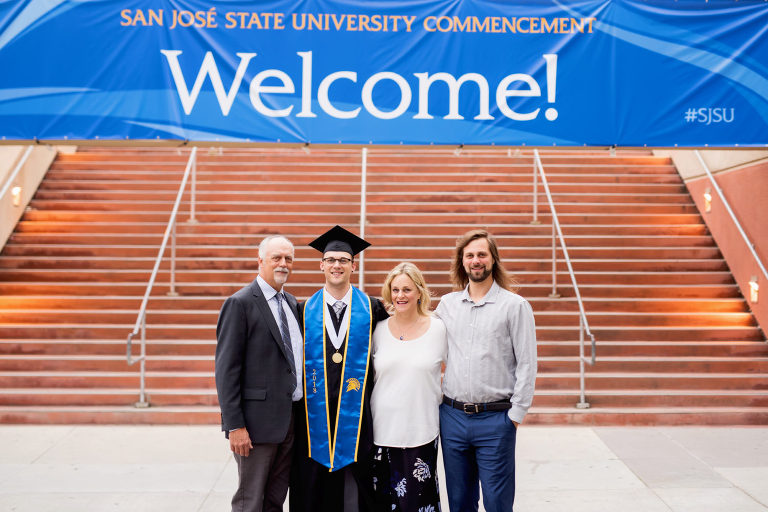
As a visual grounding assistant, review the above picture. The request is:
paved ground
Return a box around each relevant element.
[0,425,767,511]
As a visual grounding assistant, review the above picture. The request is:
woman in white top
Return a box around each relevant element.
[370,262,447,512]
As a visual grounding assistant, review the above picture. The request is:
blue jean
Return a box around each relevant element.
[439,403,517,512]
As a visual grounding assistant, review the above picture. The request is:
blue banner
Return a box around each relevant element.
[0,0,766,146]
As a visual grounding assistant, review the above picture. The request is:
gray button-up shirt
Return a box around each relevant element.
[435,280,537,423]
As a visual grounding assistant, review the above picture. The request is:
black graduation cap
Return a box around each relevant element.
[308,225,370,256]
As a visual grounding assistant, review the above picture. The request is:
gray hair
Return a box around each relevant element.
[258,235,294,259]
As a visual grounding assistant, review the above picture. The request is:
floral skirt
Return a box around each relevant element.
[372,438,441,512]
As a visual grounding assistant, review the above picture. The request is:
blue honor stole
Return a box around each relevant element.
[303,286,373,472]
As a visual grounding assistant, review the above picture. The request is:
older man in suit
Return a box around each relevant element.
[215,234,303,512]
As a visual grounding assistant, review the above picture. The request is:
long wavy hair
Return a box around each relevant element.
[450,229,518,292]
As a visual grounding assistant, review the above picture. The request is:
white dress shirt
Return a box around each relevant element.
[257,275,303,401]
[323,287,352,349]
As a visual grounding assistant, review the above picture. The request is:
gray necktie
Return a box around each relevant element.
[332,300,345,321]
[275,292,296,385]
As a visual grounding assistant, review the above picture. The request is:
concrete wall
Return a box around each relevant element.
[0,145,63,251]
[656,149,768,338]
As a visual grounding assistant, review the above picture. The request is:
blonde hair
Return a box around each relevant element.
[381,262,432,316]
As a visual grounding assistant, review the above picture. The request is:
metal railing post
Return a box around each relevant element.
[358,147,368,290]
[576,315,589,409]
[188,148,198,224]
[549,219,560,298]
[531,154,540,224]
[136,315,148,407]
[533,149,596,409]
[168,222,178,297]
[127,146,198,407]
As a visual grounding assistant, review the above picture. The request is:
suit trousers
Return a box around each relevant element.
[231,403,297,512]
[439,403,517,512]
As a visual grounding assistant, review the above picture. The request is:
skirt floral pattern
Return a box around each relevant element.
[372,438,441,512]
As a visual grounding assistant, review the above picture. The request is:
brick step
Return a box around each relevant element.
[585,327,765,342]
[539,312,756,328]
[543,341,768,358]
[1,324,762,342]
[533,391,768,408]
[49,160,677,173]
[55,151,667,165]
[4,253,727,274]
[537,356,768,373]
[41,172,683,186]
[0,372,215,388]
[4,339,765,359]
[0,406,221,424]
[527,407,768,426]
[2,244,723,260]
[26,200,701,215]
[0,255,731,274]
[0,295,748,313]
[0,268,733,288]
[33,184,692,198]
[34,183,690,198]
[0,355,214,372]
[5,389,766,409]
[0,339,214,356]
[4,233,718,249]
[0,310,754,327]
[0,283,742,300]
[0,388,219,406]
[536,373,768,390]
[6,371,766,391]
[10,355,768,373]
[13,221,710,237]
[3,405,767,426]
[17,211,708,225]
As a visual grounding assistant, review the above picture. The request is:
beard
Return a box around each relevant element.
[467,266,492,283]
[273,268,290,285]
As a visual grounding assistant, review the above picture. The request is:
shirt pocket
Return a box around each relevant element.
[475,317,512,358]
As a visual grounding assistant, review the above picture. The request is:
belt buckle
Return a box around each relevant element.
[463,402,479,414]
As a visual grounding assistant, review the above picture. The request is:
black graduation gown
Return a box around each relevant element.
[290,298,389,512]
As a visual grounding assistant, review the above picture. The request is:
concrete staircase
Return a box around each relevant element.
[0,146,766,424]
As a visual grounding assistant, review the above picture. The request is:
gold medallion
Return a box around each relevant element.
[332,352,343,364]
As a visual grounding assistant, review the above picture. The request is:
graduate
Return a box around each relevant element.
[290,226,390,512]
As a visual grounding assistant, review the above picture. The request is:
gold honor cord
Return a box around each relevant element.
[303,311,311,457]
[322,292,332,465]
[353,296,373,462]
[329,294,354,471]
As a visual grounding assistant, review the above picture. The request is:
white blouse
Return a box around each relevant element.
[371,316,447,448]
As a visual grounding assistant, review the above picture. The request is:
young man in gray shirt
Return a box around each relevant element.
[435,229,537,512]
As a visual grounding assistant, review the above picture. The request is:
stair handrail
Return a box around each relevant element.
[694,150,768,283]
[0,146,34,202]
[533,149,596,409]
[126,147,198,407]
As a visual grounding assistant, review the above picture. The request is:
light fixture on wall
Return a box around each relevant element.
[11,186,21,207]
[749,276,759,304]
[703,188,712,213]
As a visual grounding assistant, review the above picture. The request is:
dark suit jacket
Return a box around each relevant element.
[215,278,301,444]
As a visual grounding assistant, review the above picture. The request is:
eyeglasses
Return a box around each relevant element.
[322,257,352,265]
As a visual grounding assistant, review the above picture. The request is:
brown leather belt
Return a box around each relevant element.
[442,396,511,415]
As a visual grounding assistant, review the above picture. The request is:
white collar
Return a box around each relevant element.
[257,275,281,300]
[324,286,351,307]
